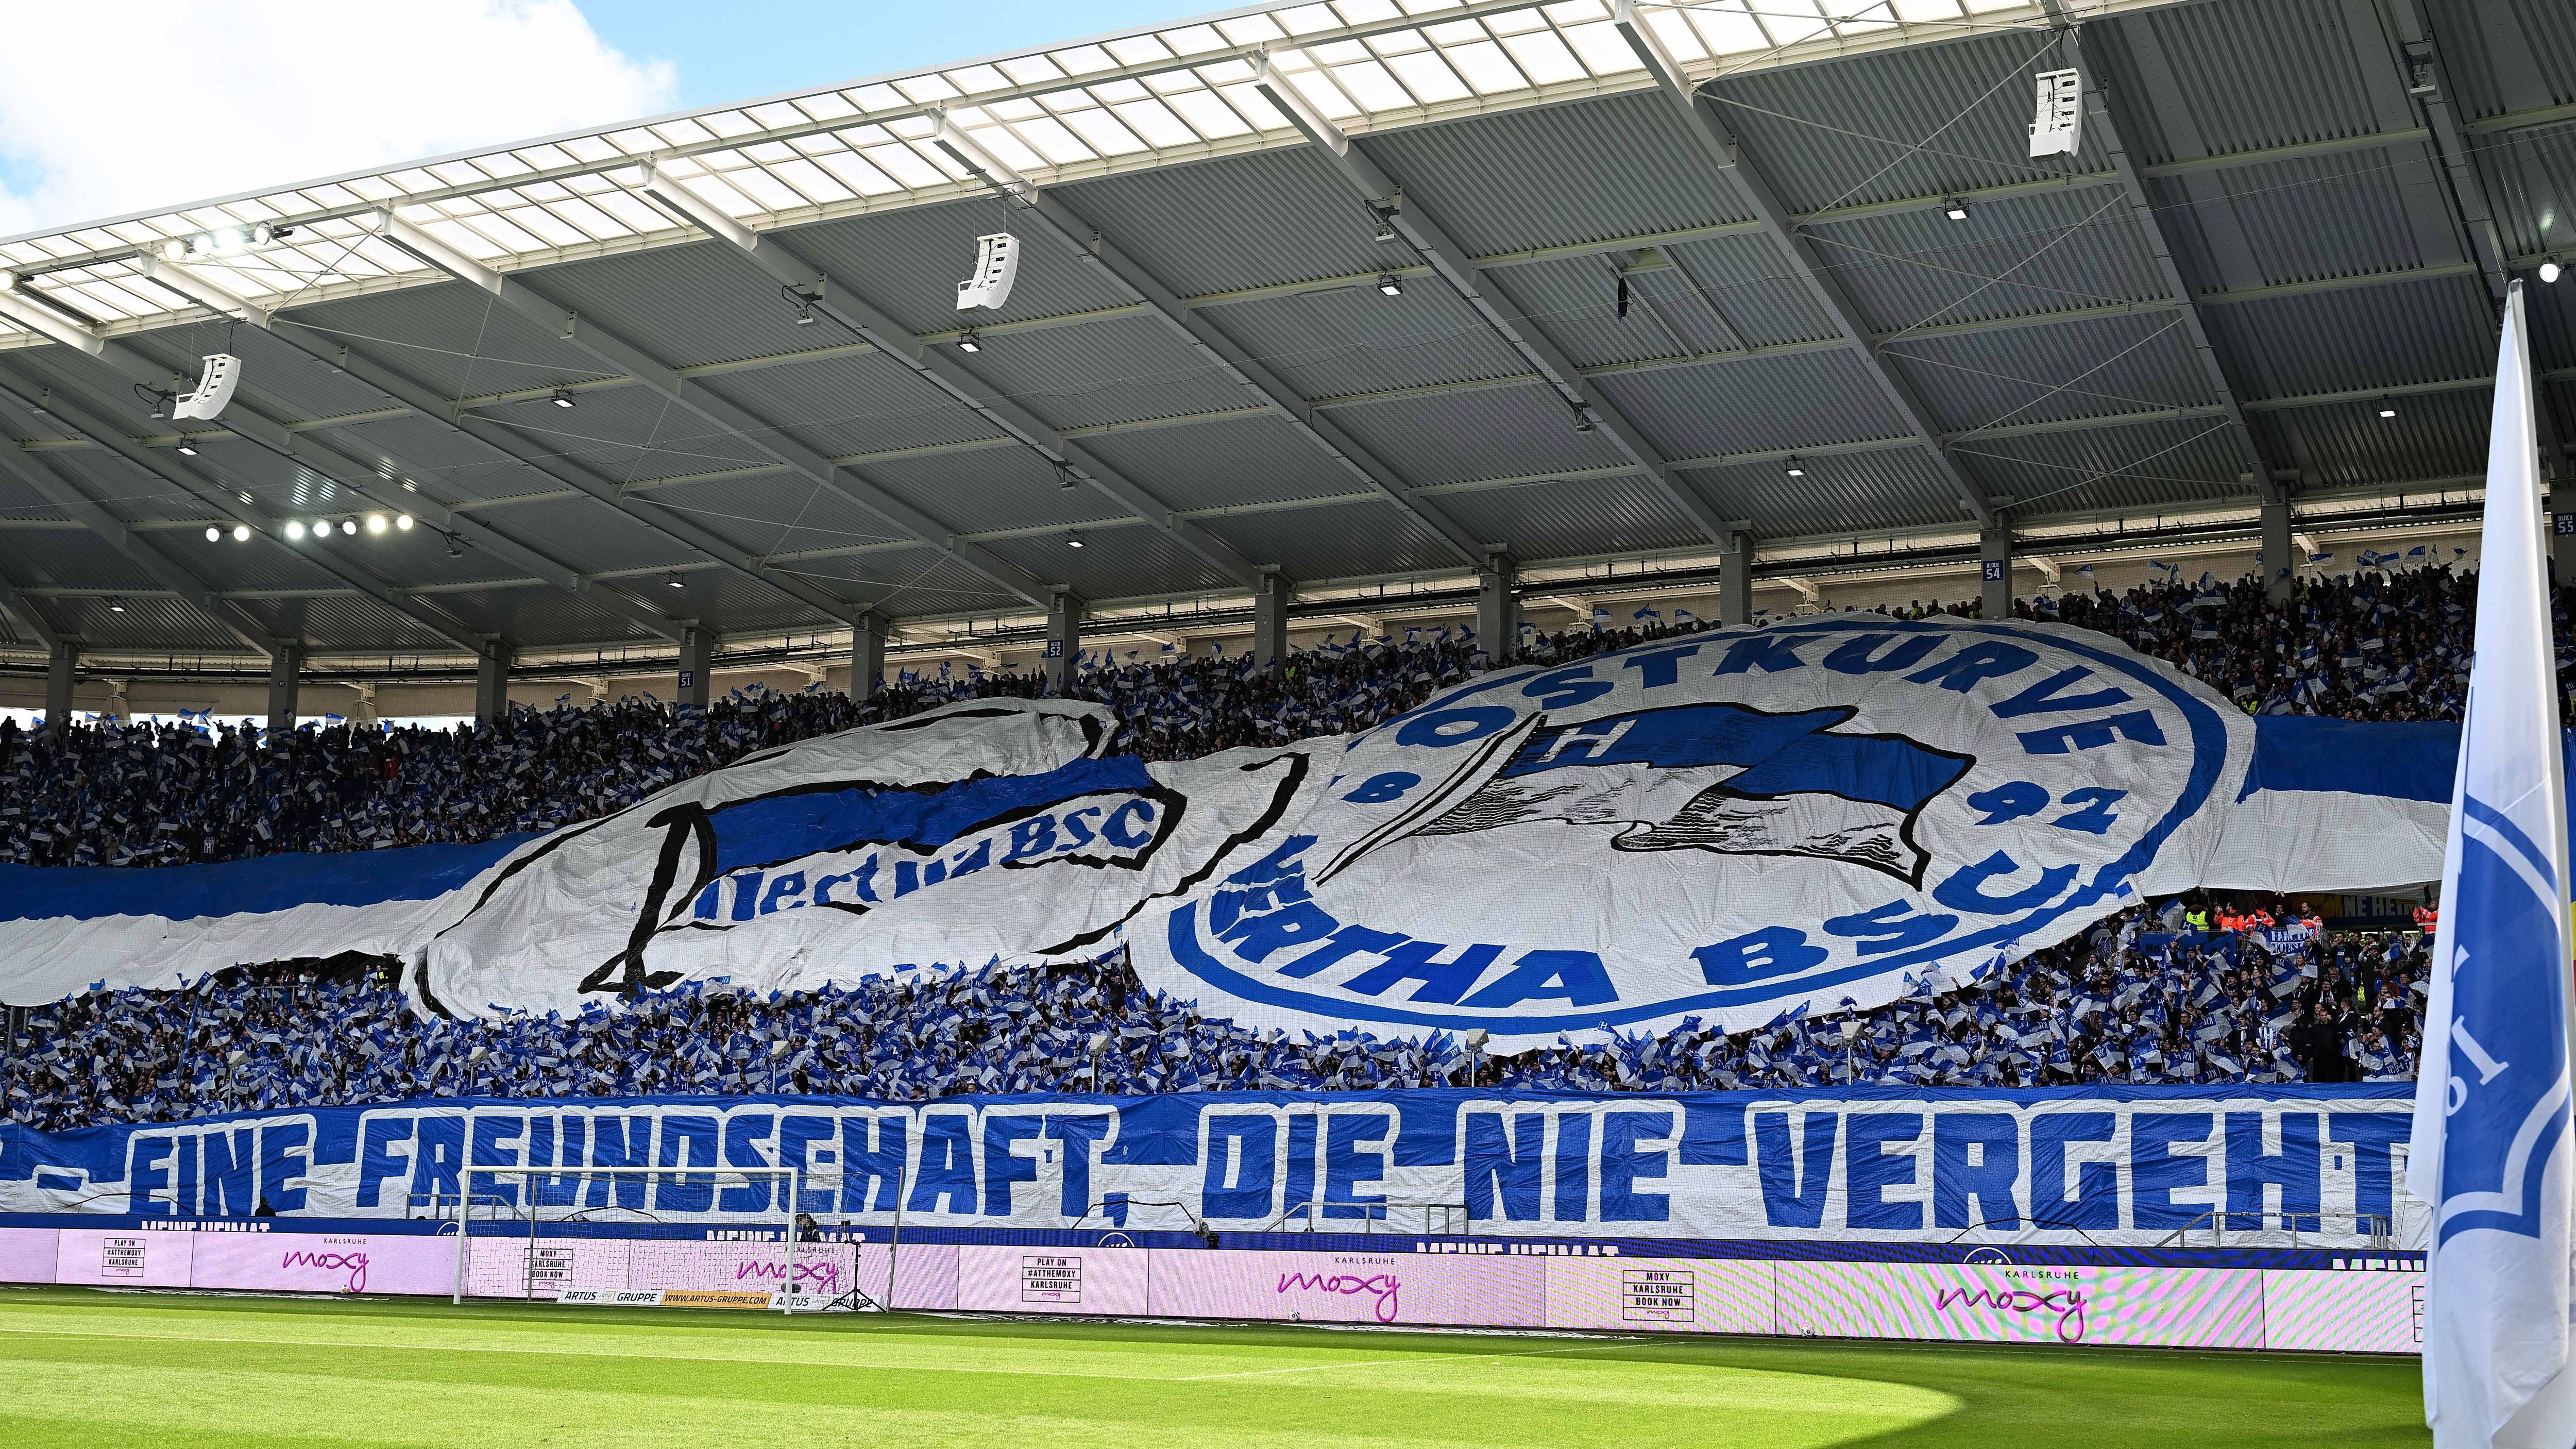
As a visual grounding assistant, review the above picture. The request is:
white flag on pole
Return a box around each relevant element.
[2410,279,2576,1447]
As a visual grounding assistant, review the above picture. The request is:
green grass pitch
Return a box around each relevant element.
[0,1285,2426,1447]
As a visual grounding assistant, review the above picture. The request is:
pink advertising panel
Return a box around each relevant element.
[869,1242,959,1311]
[0,1227,58,1284]
[2263,1270,2423,1353]
[54,1228,195,1288]
[1540,1256,1774,1336]
[192,1232,456,1297]
[955,1244,1150,1317]
[1148,1248,1543,1329]
[1773,1262,2263,1350]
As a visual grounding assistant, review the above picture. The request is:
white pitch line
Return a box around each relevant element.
[1176,1343,1616,1381]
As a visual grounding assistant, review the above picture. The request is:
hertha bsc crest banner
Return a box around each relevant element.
[0,620,2514,1039]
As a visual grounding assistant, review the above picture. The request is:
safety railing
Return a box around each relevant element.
[2153,1209,2397,1250]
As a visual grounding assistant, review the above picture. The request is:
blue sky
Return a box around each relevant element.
[583,1,1230,110]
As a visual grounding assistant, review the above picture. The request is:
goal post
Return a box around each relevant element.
[448,1165,849,1313]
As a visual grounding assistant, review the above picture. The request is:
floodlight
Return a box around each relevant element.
[551,389,575,409]
[107,598,126,613]
[1785,457,1807,477]
[395,513,414,530]
[341,519,357,535]
[2378,401,2398,418]
[175,442,198,456]
[1377,274,1402,297]
[285,520,306,540]
[1944,197,1971,222]
[206,526,221,542]
[2544,257,2563,284]
[666,572,687,589]
[1067,531,1086,548]
[231,524,250,542]
[956,330,982,353]
[366,514,387,534]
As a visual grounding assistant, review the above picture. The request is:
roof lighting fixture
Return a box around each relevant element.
[107,597,126,613]
[2378,399,2398,418]
[1055,460,1077,491]
[175,441,198,457]
[1570,399,1596,434]
[1377,274,1403,297]
[447,535,465,559]
[366,513,387,534]
[341,518,357,535]
[1369,203,1399,244]
[206,526,222,542]
[550,389,575,409]
[285,520,306,541]
[956,330,982,353]
[1785,456,1807,478]
[665,571,687,589]
[231,524,250,542]
[395,513,414,530]
[1066,530,1086,549]
[1943,196,1971,222]
[2544,257,2563,284]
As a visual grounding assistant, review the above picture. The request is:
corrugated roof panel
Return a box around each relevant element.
[858,446,1134,535]
[1888,310,2215,432]
[1651,233,1837,349]
[50,593,246,654]
[2478,126,2576,259]
[1589,349,1909,459]
[1321,382,1633,486]
[1682,445,1969,538]
[1199,499,1467,582]
[2420,0,2575,121]
[1362,92,1751,256]
[823,549,1029,618]
[1074,412,1368,512]
[1810,185,2164,334]
[701,351,1011,460]
[2116,0,2401,161]
[1053,146,1403,296]
[981,524,1234,603]
[0,530,172,596]
[472,386,781,485]
[1706,31,2103,214]
[2178,153,2454,288]
[415,587,670,651]
[1951,413,2249,514]
[1494,254,1693,370]
[510,239,829,370]
[936,312,1246,429]
[293,283,621,402]
[1429,475,1709,561]
[2263,391,2492,490]
[1211,281,1529,399]
[776,196,1139,339]
[2205,272,2496,399]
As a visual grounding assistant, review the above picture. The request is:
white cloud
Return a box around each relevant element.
[0,1,675,239]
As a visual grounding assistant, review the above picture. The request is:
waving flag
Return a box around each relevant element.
[2410,281,2576,1448]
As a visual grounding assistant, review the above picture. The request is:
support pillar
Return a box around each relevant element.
[1253,574,1291,671]
[2553,501,2576,589]
[473,642,513,725]
[1979,518,2012,620]
[676,627,711,709]
[1046,593,1083,692]
[1475,554,1517,662]
[43,641,76,727]
[850,612,886,701]
[2261,497,2294,602]
[1719,531,1753,627]
[265,642,303,737]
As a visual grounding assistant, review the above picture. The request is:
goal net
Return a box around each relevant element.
[448,1166,859,1311]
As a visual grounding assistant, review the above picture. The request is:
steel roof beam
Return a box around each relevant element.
[2376,0,2562,483]
[362,210,1057,611]
[923,116,1495,569]
[2060,16,2286,503]
[1613,0,1993,530]
[11,265,696,646]
[0,364,493,654]
[1248,56,1740,552]
[0,446,274,655]
[0,550,66,649]
[635,162,1270,592]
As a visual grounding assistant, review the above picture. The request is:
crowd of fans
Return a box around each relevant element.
[0,560,2476,1128]
[0,888,2419,1131]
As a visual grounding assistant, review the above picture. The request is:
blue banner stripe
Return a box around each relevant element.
[0,833,536,923]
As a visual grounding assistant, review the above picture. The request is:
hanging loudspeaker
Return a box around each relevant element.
[172,353,242,422]
[2028,68,2082,158]
[956,232,1020,311]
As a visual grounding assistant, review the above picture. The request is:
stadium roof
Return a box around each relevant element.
[0,0,2567,669]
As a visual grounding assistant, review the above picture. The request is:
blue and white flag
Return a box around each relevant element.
[2410,281,2576,1448]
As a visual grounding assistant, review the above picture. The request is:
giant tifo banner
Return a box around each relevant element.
[0,619,2507,1041]
[0,1085,2420,1250]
